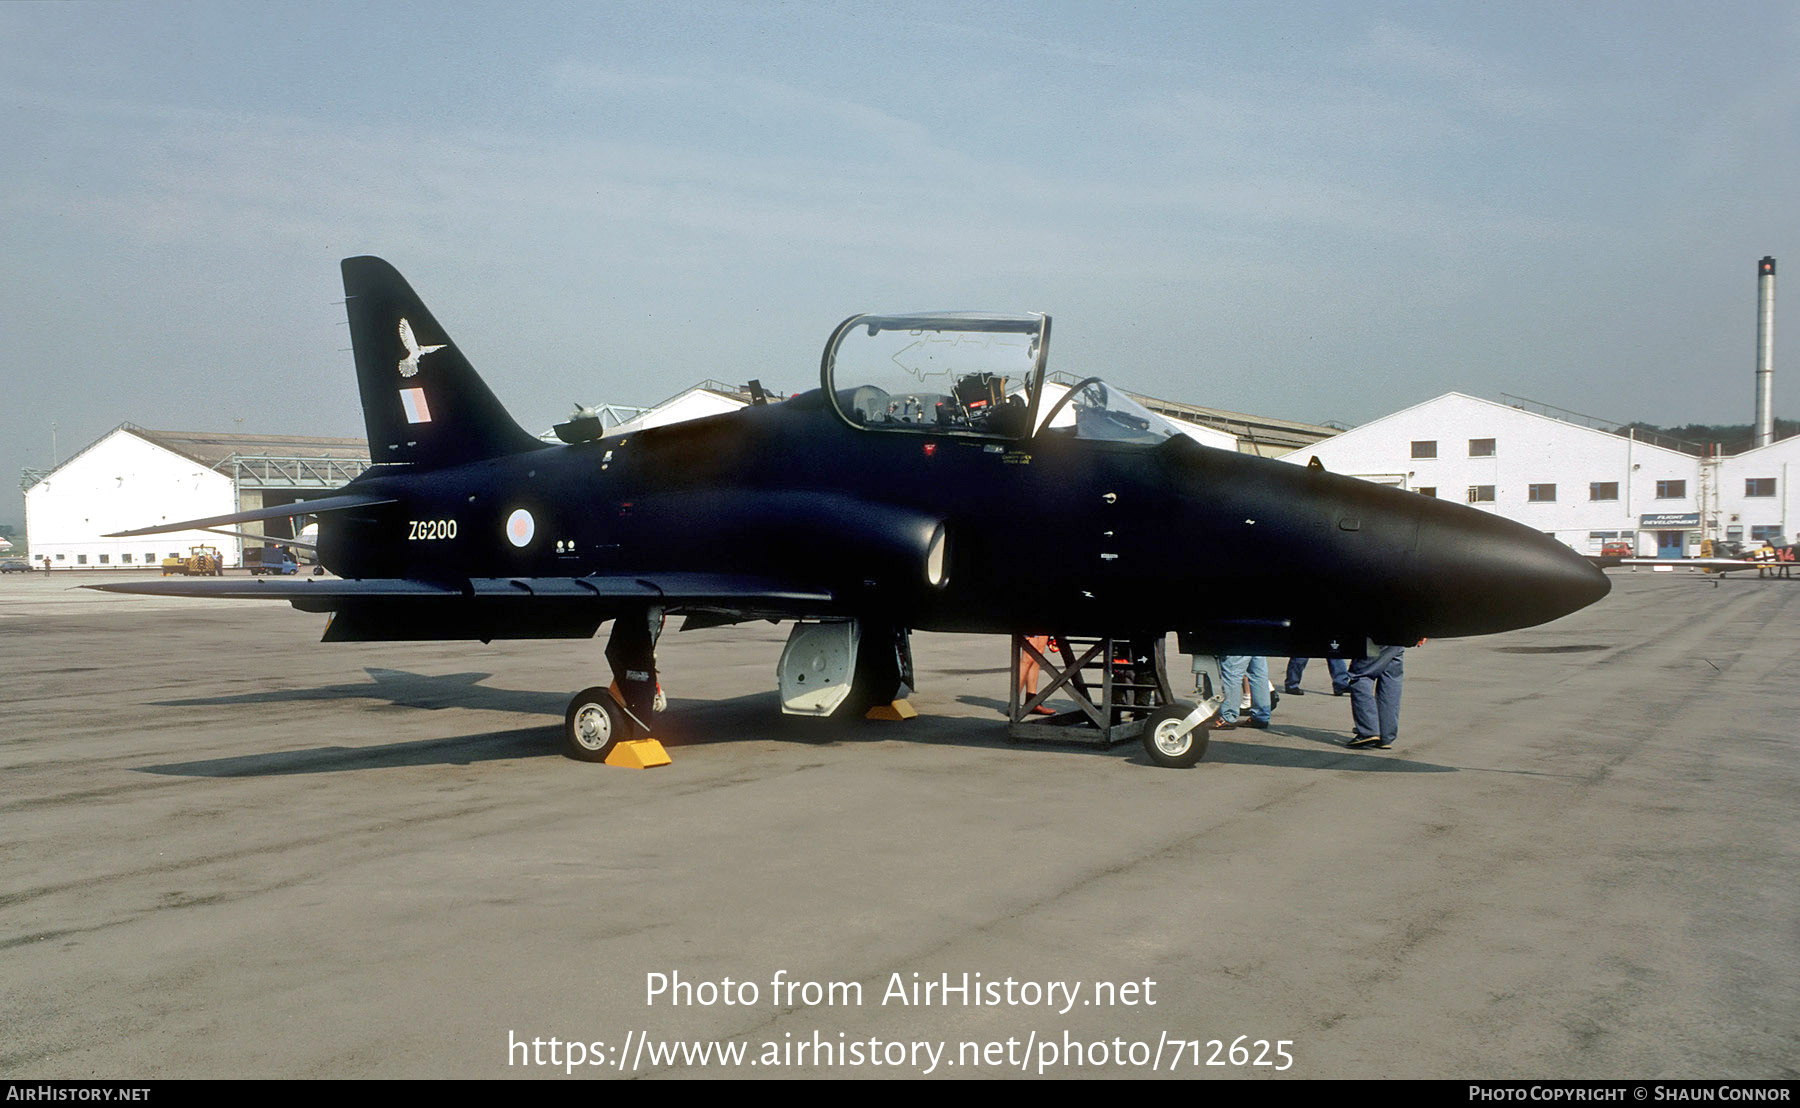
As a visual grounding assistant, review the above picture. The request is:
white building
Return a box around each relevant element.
[24,425,369,569]
[26,426,235,569]
[1717,434,1800,549]
[1280,392,1712,557]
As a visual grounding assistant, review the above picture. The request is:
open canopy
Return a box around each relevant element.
[821,311,1186,446]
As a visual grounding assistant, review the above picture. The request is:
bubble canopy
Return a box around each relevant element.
[820,311,1185,445]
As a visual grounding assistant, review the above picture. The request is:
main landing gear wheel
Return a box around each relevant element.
[563,685,632,762]
[841,629,906,720]
[1142,700,1210,768]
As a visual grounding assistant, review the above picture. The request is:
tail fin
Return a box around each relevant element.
[342,256,543,468]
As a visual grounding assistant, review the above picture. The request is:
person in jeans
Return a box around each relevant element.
[1345,640,1422,749]
[1214,655,1270,730]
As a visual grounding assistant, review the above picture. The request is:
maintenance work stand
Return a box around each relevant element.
[1006,634,1177,747]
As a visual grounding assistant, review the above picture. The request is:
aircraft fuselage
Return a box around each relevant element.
[320,390,1607,655]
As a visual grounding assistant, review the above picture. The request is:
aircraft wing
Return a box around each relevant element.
[102,493,397,538]
[84,572,836,641]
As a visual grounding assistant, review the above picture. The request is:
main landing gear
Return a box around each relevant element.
[561,613,916,765]
[564,685,632,762]
[562,607,671,767]
[777,620,915,720]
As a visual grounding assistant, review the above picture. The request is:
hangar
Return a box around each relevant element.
[598,380,757,438]
[1120,388,1343,458]
[23,425,369,569]
[1281,392,1794,557]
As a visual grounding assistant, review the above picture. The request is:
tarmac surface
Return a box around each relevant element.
[1,569,1796,1079]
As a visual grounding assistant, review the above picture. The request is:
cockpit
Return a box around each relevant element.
[821,312,1186,446]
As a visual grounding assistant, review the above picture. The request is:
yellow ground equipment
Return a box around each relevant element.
[162,545,224,576]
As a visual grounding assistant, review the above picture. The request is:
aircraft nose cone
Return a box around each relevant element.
[1415,511,1611,636]
[1483,533,1610,629]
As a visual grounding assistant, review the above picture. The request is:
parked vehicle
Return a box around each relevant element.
[246,545,299,576]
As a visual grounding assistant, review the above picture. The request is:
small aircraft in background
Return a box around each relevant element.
[1620,536,1796,580]
[95,257,1610,767]
[1621,547,1795,582]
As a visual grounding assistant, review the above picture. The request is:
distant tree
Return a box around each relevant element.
[1612,419,1799,455]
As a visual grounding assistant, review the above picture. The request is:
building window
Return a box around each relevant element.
[1752,525,1785,544]
[1589,482,1618,501]
[1656,480,1686,499]
[121,553,132,563]
[1469,438,1496,457]
[77,555,87,565]
[1528,484,1556,502]
[98,555,109,564]
[1417,487,1437,498]
[1467,485,1495,503]
[146,552,155,563]
[1745,478,1776,497]
[1411,440,1437,459]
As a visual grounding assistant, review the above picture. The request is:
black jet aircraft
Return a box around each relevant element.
[97,257,1610,767]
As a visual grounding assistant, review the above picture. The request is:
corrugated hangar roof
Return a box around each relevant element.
[130,426,370,467]
[1129,395,1340,454]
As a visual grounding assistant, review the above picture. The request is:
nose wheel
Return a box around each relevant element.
[1141,700,1214,767]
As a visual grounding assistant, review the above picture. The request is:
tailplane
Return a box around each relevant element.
[342,256,543,468]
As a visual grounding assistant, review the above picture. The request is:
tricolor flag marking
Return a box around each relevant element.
[399,387,432,424]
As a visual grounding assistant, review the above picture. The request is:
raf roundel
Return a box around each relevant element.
[505,508,535,548]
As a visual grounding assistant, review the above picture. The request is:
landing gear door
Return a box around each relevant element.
[778,620,859,716]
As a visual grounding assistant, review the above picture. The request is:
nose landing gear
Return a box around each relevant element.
[1139,655,1225,767]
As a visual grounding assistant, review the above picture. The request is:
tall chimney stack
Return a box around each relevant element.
[1755,256,1776,448]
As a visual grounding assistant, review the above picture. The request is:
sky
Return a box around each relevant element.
[3,0,1797,530]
